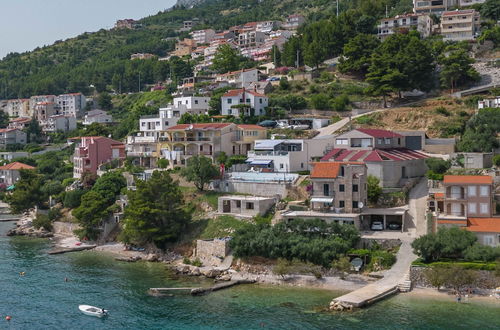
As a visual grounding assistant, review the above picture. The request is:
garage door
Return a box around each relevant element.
[405,136,422,150]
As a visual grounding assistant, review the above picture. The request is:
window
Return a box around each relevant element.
[352,201,359,209]
[246,202,254,210]
[323,184,330,196]
[467,185,477,197]
[227,99,232,104]
[336,138,348,145]
[195,100,198,104]
[385,138,391,144]
[377,138,383,144]
[340,166,345,177]
[280,163,284,169]
[480,186,489,197]
[259,98,262,104]
[301,163,304,168]
[339,201,345,208]
[468,202,477,214]
[236,200,241,208]
[353,184,358,192]
[339,184,345,192]
[246,98,251,103]
[228,109,232,115]
[480,203,489,214]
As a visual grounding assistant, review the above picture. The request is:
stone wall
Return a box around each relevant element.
[217,180,290,198]
[357,238,401,250]
[52,221,81,236]
[195,238,231,260]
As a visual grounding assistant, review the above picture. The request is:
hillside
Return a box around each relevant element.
[0,0,412,99]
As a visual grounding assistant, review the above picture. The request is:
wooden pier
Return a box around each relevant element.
[149,279,256,296]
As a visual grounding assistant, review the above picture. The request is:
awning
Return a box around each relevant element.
[310,197,334,203]
[249,160,273,166]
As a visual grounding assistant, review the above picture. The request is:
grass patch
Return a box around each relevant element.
[199,215,247,239]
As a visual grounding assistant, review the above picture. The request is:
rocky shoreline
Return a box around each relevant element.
[6,211,53,238]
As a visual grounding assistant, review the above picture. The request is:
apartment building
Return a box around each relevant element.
[282,14,305,30]
[0,162,35,186]
[413,0,458,14]
[459,0,486,6]
[247,136,336,173]
[310,162,367,214]
[42,115,77,133]
[33,102,60,123]
[83,110,113,125]
[478,96,500,109]
[0,129,27,148]
[322,128,428,187]
[8,117,31,130]
[71,136,125,179]
[172,38,197,57]
[221,89,269,116]
[428,175,499,246]
[378,13,433,40]
[256,21,281,33]
[215,68,259,86]
[5,99,31,117]
[158,123,265,166]
[190,29,216,44]
[30,95,56,111]
[238,31,266,49]
[56,93,86,117]
[440,9,480,41]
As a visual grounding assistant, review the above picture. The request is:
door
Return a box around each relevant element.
[222,200,231,213]
[402,166,406,179]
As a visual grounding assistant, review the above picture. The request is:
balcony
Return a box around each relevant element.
[127,151,156,157]
[248,150,289,157]
[128,136,157,143]
[75,148,88,158]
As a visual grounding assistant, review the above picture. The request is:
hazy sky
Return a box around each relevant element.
[0,0,177,58]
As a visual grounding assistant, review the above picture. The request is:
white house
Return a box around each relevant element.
[215,68,259,87]
[0,129,27,148]
[83,110,113,125]
[190,29,216,44]
[221,89,269,116]
[478,96,500,109]
[56,93,87,117]
[43,115,77,133]
[246,136,336,172]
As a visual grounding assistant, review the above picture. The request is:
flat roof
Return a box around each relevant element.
[220,195,275,201]
[361,207,408,216]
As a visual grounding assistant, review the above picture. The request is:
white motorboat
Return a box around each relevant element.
[79,305,108,318]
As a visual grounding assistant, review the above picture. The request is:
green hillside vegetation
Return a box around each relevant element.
[0,0,412,99]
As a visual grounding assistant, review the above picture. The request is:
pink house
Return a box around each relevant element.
[71,136,125,179]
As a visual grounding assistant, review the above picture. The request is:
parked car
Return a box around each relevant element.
[266,77,280,81]
[388,222,401,230]
[258,120,277,128]
[370,221,384,231]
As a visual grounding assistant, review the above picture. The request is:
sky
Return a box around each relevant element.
[0,0,177,58]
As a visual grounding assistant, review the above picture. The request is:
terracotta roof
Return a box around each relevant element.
[167,123,232,130]
[9,117,31,123]
[311,162,340,179]
[467,218,500,233]
[434,193,444,199]
[356,128,403,138]
[443,175,493,185]
[222,89,267,98]
[437,220,467,225]
[321,148,428,163]
[237,124,266,130]
[311,162,363,179]
[0,162,35,171]
[0,128,17,133]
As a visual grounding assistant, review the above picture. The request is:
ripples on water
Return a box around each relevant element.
[1,222,499,330]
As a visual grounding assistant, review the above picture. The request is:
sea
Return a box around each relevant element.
[0,221,499,330]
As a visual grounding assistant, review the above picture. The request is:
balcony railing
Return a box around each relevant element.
[447,193,465,200]
[248,151,290,156]
[75,148,88,158]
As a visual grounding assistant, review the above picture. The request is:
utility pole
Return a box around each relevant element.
[138,72,141,93]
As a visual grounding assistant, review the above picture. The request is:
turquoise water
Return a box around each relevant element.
[0,221,499,329]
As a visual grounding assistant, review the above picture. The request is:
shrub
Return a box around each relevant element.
[435,106,451,116]
[33,214,53,231]
[183,257,191,265]
[493,154,500,167]
[367,175,382,204]
[369,250,396,269]
[274,258,291,279]
[48,207,62,221]
[63,189,87,209]
[425,158,451,174]
[331,94,350,111]
[309,94,330,110]
[464,244,500,262]
[191,258,203,267]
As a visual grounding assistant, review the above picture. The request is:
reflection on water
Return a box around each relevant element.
[0,221,499,330]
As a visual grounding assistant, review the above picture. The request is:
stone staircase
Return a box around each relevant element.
[398,273,412,292]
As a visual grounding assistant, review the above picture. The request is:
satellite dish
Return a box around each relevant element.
[358,202,364,209]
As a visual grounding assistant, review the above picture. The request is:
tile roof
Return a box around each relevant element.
[443,175,493,185]
[434,193,444,199]
[356,128,403,138]
[437,220,467,225]
[168,123,232,130]
[0,162,35,171]
[467,218,500,233]
[311,162,340,179]
[321,148,428,163]
[0,128,17,133]
[237,124,266,130]
[310,162,364,179]
[222,89,267,98]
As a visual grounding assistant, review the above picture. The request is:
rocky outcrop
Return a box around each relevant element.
[7,226,54,238]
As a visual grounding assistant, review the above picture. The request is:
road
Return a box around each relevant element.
[408,178,430,237]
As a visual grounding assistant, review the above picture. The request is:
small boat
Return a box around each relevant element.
[79,305,108,318]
